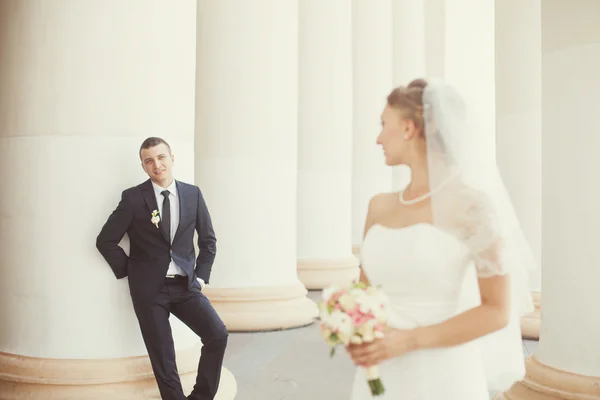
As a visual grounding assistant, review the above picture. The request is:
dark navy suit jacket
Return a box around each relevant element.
[96,179,216,300]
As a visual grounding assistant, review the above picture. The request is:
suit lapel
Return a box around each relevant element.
[172,180,187,244]
[141,179,169,243]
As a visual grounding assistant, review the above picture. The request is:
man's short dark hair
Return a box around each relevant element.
[139,137,171,157]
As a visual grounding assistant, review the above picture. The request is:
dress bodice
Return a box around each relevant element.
[360,223,478,328]
[352,222,526,399]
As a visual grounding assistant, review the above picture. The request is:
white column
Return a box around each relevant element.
[390,0,427,191]
[424,0,446,78]
[501,1,600,399]
[296,0,359,289]
[444,0,496,160]
[0,1,235,399]
[351,0,394,254]
[194,0,318,331]
[495,0,542,340]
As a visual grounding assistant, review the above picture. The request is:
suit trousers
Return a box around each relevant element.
[132,277,228,400]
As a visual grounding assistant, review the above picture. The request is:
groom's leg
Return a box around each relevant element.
[133,289,186,400]
[170,283,228,400]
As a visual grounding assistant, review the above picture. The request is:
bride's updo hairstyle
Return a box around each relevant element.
[386,78,460,156]
[385,78,428,137]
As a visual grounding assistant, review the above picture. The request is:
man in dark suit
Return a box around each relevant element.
[96,137,228,400]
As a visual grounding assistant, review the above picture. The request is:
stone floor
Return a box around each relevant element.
[222,290,539,400]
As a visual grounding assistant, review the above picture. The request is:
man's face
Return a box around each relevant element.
[140,144,174,184]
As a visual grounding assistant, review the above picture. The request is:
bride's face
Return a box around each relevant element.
[377,105,417,166]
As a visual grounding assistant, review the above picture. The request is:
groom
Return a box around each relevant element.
[96,137,228,400]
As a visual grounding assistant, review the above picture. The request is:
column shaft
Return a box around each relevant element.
[390,0,426,191]
[444,0,496,159]
[194,0,318,331]
[495,0,543,340]
[296,0,359,289]
[0,1,235,398]
[534,0,600,378]
[351,0,394,254]
[500,1,600,398]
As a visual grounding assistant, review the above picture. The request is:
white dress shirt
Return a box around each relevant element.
[152,180,186,276]
[152,180,205,288]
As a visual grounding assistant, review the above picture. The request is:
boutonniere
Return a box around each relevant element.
[151,210,160,228]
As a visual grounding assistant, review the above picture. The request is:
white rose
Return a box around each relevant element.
[355,295,378,314]
[349,287,365,298]
[337,294,356,311]
[366,286,379,295]
[361,333,374,343]
[355,320,377,342]
[320,325,332,340]
[356,319,375,332]
[324,310,353,337]
[350,335,363,345]
[322,285,341,302]
[336,330,351,345]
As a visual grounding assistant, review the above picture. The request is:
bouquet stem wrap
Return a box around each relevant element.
[365,366,385,395]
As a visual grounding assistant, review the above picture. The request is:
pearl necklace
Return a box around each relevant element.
[399,172,458,205]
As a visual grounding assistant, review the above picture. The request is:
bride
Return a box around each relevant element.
[347,79,536,399]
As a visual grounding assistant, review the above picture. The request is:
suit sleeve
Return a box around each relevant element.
[195,187,216,283]
[96,191,134,279]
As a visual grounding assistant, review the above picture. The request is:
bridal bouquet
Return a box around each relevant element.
[318,282,390,396]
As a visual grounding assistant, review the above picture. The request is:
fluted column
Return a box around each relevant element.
[390,0,426,191]
[495,0,542,340]
[0,1,235,399]
[500,1,600,399]
[351,0,394,255]
[194,0,318,331]
[296,0,359,289]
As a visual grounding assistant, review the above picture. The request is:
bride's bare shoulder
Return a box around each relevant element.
[367,192,399,215]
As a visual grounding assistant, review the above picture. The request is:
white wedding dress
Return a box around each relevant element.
[350,222,493,399]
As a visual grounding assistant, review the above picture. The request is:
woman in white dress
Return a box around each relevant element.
[346,79,535,399]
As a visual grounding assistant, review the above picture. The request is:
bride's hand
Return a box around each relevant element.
[346,328,417,367]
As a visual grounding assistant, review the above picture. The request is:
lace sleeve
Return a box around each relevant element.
[456,191,509,278]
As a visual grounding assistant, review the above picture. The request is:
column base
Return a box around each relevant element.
[203,282,319,331]
[495,356,600,400]
[520,291,541,340]
[0,345,237,400]
[297,255,360,290]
